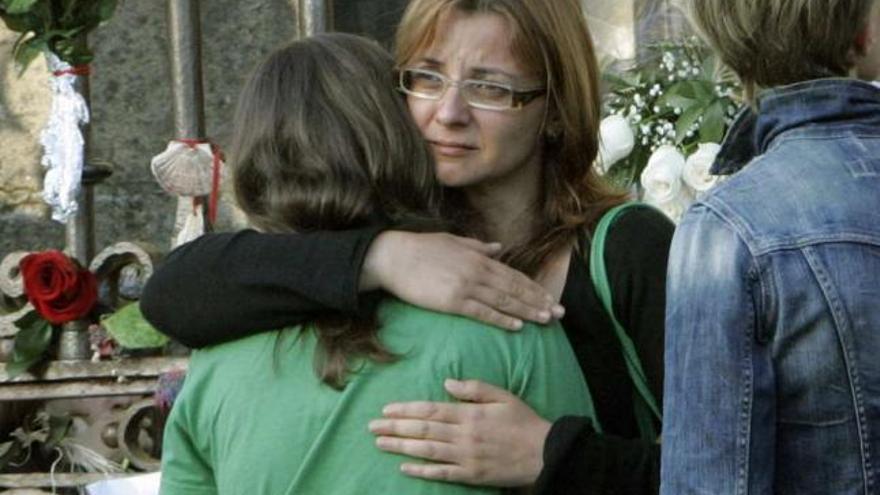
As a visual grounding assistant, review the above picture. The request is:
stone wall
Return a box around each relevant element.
[0,1,299,261]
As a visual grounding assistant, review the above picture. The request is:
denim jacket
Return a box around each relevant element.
[661,79,880,494]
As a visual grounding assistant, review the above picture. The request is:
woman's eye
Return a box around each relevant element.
[468,82,510,101]
[412,72,444,89]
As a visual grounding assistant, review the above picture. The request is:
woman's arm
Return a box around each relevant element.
[606,206,674,409]
[534,206,672,493]
[534,417,659,494]
[141,228,561,348]
[140,227,383,348]
[368,207,674,494]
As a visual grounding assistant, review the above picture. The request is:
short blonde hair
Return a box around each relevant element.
[688,0,874,98]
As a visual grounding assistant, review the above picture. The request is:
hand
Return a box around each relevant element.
[361,231,564,330]
[368,379,553,487]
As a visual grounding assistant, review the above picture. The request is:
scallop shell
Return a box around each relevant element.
[150,141,225,197]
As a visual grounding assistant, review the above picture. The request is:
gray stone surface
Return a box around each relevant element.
[0,0,299,261]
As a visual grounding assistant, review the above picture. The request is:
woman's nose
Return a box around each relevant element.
[434,86,472,127]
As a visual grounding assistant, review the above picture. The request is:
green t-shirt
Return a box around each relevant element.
[160,299,592,495]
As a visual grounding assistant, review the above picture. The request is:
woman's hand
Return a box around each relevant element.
[368,379,553,487]
[361,231,564,330]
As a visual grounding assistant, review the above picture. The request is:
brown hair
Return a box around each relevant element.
[687,0,875,99]
[395,0,628,276]
[231,33,441,388]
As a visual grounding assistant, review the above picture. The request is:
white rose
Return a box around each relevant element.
[682,142,722,193]
[597,114,634,173]
[644,187,694,223]
[640,145,685,204]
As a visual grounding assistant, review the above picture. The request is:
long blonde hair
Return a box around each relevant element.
[395,0,627,275]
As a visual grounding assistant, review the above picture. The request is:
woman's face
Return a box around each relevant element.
[405,11,548,191]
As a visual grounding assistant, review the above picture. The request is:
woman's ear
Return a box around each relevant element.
[853,3,880,79]
[854,29,871,56]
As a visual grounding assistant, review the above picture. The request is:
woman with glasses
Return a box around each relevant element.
[160,33,591,495]
[144,0,673,493]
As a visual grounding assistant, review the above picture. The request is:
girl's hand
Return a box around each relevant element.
[369,379,552,487]
[361,231,564,330]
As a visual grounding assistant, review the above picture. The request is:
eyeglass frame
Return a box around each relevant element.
[397,67,547,111]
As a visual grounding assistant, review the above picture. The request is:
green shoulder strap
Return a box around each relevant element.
[589,202,662,440]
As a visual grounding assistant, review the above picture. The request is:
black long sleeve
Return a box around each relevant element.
[535,416,660,494]
[139,226,385,348]
[537,206,673,494]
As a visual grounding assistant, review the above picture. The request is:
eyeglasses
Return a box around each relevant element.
[398,68,546,111]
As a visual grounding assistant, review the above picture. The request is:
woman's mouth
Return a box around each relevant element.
[430,140,478,157]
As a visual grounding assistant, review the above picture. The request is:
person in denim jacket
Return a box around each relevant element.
[661,1,880,493]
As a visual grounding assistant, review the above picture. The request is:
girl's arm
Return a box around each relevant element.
[141,228,560,348]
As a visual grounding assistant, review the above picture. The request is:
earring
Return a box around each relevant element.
[545,121,563,142]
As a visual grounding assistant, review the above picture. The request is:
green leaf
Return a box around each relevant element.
[680,80,715,104]
[702,55,716,80]
[602,71,634,91]
[12,35,45,76]
[13,308,40,331]
[46,414,71,448]
[699,100,727,143]
[0,441,12,458]
[101,303,169,349]
[657,90,699,113]
[675,104,706,144]
[5,0,39,14]
[7,318,52,378]
[0,11,42,32]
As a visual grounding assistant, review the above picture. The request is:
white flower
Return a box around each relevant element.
[597,114,635,173]
[646,185,694,223]
[641,145,695,223]
[640,145,686,204]
[682,142,722,193]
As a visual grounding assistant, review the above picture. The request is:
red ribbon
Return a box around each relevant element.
[52,65,91,77]
[174,139,224,225]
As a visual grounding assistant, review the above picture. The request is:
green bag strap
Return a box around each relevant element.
[589,202,662,440]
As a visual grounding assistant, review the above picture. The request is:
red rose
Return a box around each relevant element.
[19,250,98,325]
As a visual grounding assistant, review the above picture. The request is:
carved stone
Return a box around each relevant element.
[118,399,163,471]
[0,251,27,301]
[0,304,34,339]
[89,241,161,307]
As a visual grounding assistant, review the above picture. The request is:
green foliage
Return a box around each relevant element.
[101,302,169,349]
[0,0,118,74]
[601,38,743,187]
[6,310,53,378]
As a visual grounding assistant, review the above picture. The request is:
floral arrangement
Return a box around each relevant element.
[8,250,168,378]
[8,250,98,377]
[0,0,117,74]
[598,38,743,221]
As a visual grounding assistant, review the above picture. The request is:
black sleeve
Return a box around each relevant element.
[535,207,673,495]
[605,206,674,405]
[139,226,385,348]
[534,417,660,494]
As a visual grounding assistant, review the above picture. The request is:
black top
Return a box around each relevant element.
[140,207,673,494]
